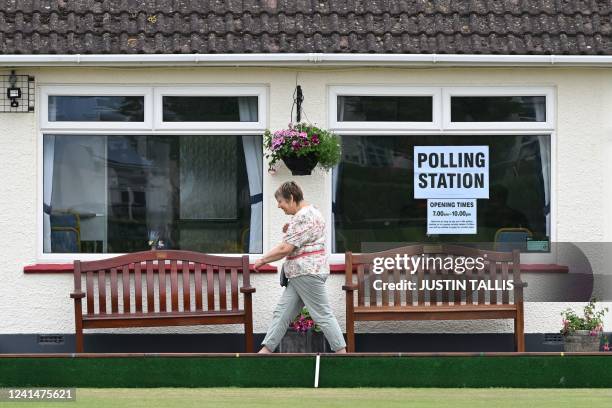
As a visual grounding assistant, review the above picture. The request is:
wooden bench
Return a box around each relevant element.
[342,244,526,352]
[70,250,256,353]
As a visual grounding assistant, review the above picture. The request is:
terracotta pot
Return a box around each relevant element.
[563,330,601,352]
[277,328,328,353]
[281,152,319,176]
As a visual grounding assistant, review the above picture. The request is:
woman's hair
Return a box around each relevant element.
[274,181,304,203]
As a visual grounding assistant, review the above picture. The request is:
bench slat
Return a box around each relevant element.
[357,264,365,307]
[194,262,203,311]
[219,267,227,311]
[182,260,191,312]
[122,265,130,313]
[110,268,118,314]
[381,265,389,306]
[159,260,167,312]
[465,258,473,305]
[502,262,509,304]
[417,260,424,305]
[134,262,142,313]
[86,271,94,315]
[477,258,485,305]
[231,267,239,310]
[207,264,215,311]
[170,260,179,312]
[441,258,450,305]
[98,270,107,314]
[368,264,377,307]
[490,260,497,305]
[146,260,155,312]
[393,267,401,306]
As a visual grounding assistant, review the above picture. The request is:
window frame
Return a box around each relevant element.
[40,85,154,130]
[37,84,269,262]
[443,86,555,131]
[329,85,442,131]
[154,86,267,131]
[326,85,557,264]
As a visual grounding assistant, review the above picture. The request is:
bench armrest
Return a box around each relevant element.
[342,284,358,291]
[70,291,86,299]
[240,286,256,294]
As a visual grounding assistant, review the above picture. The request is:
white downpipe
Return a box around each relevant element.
[1,53,612,67]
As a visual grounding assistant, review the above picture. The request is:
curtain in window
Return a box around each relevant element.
[239,97,263,252]
[535,102,551,236]
[43,135,55,252]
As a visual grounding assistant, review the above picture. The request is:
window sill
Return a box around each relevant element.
[23,263,277,274]
[328,263,569,274]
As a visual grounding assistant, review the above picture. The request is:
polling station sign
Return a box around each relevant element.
[414,146,489,199]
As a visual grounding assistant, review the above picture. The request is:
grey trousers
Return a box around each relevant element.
[260,273,347,352]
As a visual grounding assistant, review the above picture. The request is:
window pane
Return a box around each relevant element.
[451,96,546,122]
[163,96,258,122]
[48,96,144,121]
[338,96,433,122]
[43,134,263,254]
[332,135,551,253]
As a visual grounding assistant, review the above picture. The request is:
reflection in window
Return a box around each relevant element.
[48,96,144,122]
[451,96,546,122]
[332,135,551,253]
[163,96,258,122]
[338,96,433,122]
[43,134,263,254]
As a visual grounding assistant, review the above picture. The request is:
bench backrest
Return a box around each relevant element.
[73,250,251,316]
[345,244,523,307]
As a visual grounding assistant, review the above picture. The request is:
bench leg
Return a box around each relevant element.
[346,315,355,353]
[75,325,84,353]
[514,305,525,352]
[244,297,254,353]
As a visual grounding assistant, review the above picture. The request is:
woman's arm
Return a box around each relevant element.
[253,242,295,270]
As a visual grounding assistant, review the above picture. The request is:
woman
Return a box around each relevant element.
[253,181,347,353]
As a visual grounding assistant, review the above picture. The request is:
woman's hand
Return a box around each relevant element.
[282,223,289,233]
[253,258,266,271]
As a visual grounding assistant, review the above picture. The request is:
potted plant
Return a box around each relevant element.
[560,297,608,352]
[264,122,341,176]
[277,307,328,352]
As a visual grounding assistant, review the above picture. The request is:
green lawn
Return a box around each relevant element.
[2,388,612,408]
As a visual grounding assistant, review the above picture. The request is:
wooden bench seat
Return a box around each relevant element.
[343,244,526,352]
[70,250,255,352]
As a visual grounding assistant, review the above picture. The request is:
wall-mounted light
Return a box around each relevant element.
[7,70,22,108]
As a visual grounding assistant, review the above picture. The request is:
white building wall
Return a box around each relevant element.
[0,66,611,336]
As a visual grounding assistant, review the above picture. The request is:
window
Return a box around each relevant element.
[40,86,153,129]
[40,86,266,258]
[154,87,266,130]
[329,86,554,256]
[443,87,554,130]
[329,86,441,131]
[48,95,145,122]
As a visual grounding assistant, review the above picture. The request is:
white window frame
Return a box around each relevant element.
[154,86,267,131]
[326,85,557,265]
[443,86,555,131]
[329,85,442,131]
[37,84,269,262]
[40,85,154,130]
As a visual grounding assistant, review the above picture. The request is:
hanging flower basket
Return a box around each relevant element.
[281,151,319,175]
[264,123,341,176]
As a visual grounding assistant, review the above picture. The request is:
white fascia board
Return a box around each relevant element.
[1,53,612,67]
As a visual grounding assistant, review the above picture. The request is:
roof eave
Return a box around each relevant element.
[1,53,612,67]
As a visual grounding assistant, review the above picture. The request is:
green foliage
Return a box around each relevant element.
[264,123,342,171]
[560,297,608,336]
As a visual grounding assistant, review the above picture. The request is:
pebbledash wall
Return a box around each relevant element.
[1,65,612,351]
